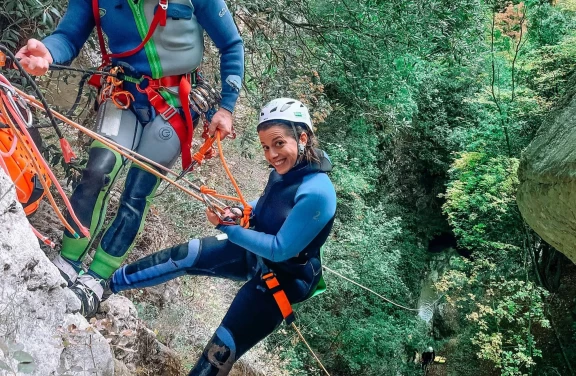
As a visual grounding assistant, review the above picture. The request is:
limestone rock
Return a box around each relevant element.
[517,76,576,263]
[0,169,114,375]
[98,295,182,375]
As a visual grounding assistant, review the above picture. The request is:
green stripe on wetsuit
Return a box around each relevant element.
[89,163,161,278]
[60,141,124,263]
[127,0,163,79]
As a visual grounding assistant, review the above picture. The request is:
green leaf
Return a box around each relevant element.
[17,362,36,374]
[0,338,8,356]
[0,359,11,371]
[13,350,34,363]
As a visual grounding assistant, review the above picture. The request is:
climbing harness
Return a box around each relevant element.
[87,0,232,172]
[261,266,331,375]
[262,269,296,325]
[92,0,168,67]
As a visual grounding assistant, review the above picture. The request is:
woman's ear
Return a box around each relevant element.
[299,132,308,146]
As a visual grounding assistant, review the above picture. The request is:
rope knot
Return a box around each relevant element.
[200,185,217,195]
[240,205,252,228]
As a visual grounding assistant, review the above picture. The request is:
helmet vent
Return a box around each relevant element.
[280,102,294,112]
[270,107,277,113]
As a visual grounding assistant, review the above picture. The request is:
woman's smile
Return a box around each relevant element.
[259,126,300,175]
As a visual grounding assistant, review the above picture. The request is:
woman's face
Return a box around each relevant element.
[259,125,306,175]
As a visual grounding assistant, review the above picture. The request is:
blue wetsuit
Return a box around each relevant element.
[43,0,243,112]
[111,151,337,375]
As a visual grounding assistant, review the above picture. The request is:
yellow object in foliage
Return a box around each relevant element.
[434,356,446,364]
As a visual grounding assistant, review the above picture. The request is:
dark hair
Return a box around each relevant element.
[257,120,319,163]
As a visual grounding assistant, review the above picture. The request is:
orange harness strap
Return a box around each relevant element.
[262,271,296,325]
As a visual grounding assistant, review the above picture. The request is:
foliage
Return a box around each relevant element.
[0,0,64,49]
[440,151,552,375]
[443,153,522,258]
[234,0,576,374]
[0,338,36,375]
[437,259,549,376]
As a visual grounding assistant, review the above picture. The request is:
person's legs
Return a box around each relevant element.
[72,113,183,317]
[57,101,142,285]
[187,259,322,375]
[112,237,320,375]
[111,235,258,292]
[188,275,284,376]
[87,112,184,279]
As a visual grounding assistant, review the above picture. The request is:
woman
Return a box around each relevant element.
[109,98,337,376]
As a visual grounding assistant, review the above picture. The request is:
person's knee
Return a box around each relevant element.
[122,240,199,276]
[115,167,160,223]
[67,146,121,234]
[188,326,237,376]
[77,146,121,195]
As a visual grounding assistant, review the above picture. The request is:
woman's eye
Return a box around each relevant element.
[275,141,284,147]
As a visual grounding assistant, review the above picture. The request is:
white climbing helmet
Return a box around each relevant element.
[258,98,313,132]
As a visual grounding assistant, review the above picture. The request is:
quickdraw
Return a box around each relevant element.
[98,66,134,110]
[0,46,76,164]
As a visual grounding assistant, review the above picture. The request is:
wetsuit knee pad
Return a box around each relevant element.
[123,240,199,275]
[189,327,237,376]
[110,240,200,292]
[65,145,122,237]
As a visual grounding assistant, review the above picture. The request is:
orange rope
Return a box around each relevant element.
[215,132,252,228]
[19,90,217,206]
[0,95,81,238]
[17,88,251,226]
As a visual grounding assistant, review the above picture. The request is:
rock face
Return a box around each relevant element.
[517,79,576,263]
[97,296,182,376]
[0,170,114,375]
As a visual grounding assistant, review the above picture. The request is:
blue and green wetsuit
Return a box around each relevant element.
[110,152,337,375]
[42,0,244,280]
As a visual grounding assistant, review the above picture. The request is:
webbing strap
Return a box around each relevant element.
[262,272,295,325]
[142,75,193,170]
[92,0,168,66]
[92,0,108,65]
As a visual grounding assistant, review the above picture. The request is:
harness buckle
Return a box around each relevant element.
[160,106,178,121]
[159,0,168,10]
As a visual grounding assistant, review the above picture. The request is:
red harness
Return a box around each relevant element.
[91,0,195,170]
